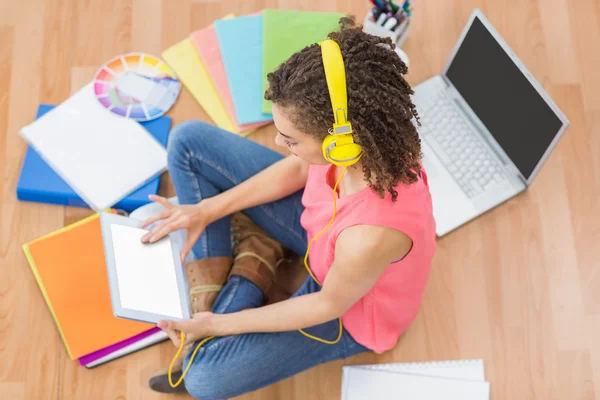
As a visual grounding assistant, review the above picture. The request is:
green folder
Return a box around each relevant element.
[262,9,345,113]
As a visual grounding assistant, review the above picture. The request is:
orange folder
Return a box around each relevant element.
[23,213,153,360]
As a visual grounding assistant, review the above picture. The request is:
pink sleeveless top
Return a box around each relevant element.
[300,164,436,353]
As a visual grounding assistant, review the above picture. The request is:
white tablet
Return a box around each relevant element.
[99,212,191,324]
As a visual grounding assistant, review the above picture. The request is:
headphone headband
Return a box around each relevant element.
[319,39,363,167]
[320,40,353,135]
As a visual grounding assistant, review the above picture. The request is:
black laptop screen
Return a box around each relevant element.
[445,16,564,179]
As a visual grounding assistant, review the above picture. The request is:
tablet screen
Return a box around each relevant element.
[110,224,183,319]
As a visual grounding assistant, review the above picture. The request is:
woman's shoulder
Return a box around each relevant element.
[336,224,413,266]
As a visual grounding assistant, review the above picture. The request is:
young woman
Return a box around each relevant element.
[142,16,436,399]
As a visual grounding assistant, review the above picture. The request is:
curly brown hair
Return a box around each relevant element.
[264,15,422,201]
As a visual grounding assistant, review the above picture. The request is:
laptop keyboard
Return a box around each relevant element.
[417,90,507,198]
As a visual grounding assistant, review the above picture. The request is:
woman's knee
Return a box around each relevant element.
[167,120,214,163]
[182,338,249,399]
[183,359,236,400]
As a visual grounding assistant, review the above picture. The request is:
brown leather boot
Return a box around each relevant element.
[149,256,232,393]
[185,256,233,314]
[229,212,288,297]
[149,213,289,393]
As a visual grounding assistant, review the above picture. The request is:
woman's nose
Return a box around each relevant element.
[274,133,285,147]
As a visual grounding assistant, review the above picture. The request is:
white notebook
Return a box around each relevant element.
[19,82,168,211]
[342,360,490,400]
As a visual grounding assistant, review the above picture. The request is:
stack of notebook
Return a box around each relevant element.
[342,359,490,399]
[17,103,171,212]
[161,9,345,135]
[17,84,169,212]
[21,200,181,368]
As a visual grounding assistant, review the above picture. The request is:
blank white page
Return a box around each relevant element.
[110,224,183,318]
[349,359,485,381]
[342,368,490,400]
[19,82,167,211]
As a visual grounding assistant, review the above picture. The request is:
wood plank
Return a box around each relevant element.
[481,197,554,399]
[1,3,73,400]
[568,0,600,111]
[0,382,25,400]
[586,314,600,397]
[530,133,586,351]
[72,0,133,67]
[0,27,12,185]
[39,0,74,103]
[556,350,596,400]
[277,0,337,12]
[132,0,163,54]
[161,0,191,50]
[536,0,580,84]
[550,85,600,315]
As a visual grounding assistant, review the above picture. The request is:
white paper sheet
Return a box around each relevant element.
[341,367,490,400]
[110,224,183,318]
[348,359,485,381]
[19,82,167,211]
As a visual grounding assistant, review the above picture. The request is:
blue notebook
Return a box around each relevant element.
[16,104,171,212]
[214,15,273,125]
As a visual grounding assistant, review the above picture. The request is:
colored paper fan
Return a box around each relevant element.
[93,53,181,121]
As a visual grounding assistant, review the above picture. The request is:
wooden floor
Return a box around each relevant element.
[1,0,599,398]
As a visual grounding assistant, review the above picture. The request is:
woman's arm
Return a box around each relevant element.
[160,225,413,341]
[141,155,308,252]
[204,155,308,222]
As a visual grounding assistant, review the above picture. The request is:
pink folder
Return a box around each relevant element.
[190,24,270,134]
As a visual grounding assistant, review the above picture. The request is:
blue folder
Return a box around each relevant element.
[16,104,171,212]
[215,15,273,125]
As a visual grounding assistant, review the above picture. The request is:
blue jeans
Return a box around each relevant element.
[167,121,370,399]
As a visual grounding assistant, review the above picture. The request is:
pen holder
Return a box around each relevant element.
[363,10,410,49]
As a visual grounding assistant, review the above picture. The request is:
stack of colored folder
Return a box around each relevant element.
[162,9,345,135]
[22,212,167,368]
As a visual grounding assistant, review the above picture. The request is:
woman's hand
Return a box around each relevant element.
[140,195,214,263]
[158,312,216,348]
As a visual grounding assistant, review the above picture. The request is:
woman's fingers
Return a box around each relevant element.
[149,195,173,209]
[141,217,169,243]
[146,220,180,243]
[141,218,174,243]
[163,327,181,348]
[139,209,170,229]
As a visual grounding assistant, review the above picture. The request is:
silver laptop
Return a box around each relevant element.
[412,9,569,236]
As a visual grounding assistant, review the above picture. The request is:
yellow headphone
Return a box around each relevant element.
[320,39,362,167]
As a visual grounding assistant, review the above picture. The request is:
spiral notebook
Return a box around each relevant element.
[342,359,490,399]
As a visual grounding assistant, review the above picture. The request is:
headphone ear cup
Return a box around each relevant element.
[322,134,363,167]
[322,135,337,164]
[330,143,362,167]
